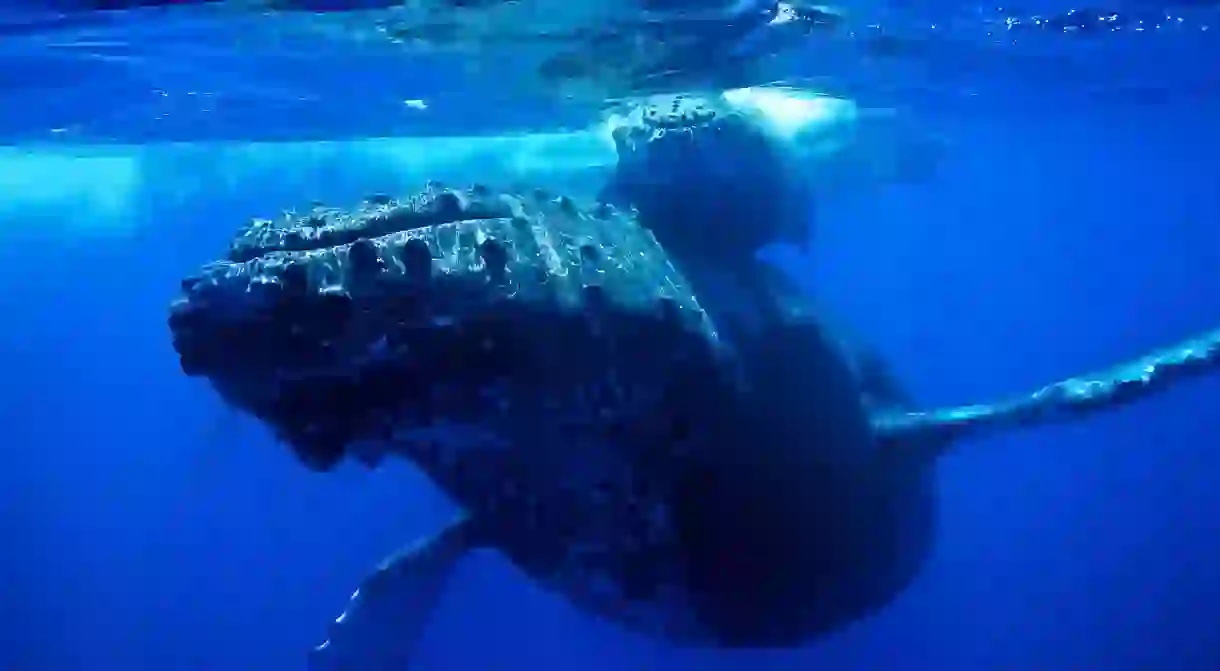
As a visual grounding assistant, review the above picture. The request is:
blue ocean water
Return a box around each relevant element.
[2,3,1220,670]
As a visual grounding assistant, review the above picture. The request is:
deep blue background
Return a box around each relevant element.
[2,5,1220,670]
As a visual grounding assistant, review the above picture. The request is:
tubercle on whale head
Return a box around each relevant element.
[594,86,853,263]
[168,185,731,474]
[598,86,859,150]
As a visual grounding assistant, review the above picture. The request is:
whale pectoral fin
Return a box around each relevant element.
[308,514,481,671]
[875,326,1220,465]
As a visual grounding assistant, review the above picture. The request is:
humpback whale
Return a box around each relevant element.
[167,181,1219,669]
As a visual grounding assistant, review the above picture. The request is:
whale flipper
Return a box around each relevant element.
[309,514,480,671]
[875,327,1220,463]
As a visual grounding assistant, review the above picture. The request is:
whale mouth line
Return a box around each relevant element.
[225,184,526,263]
[232,207,506,261]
